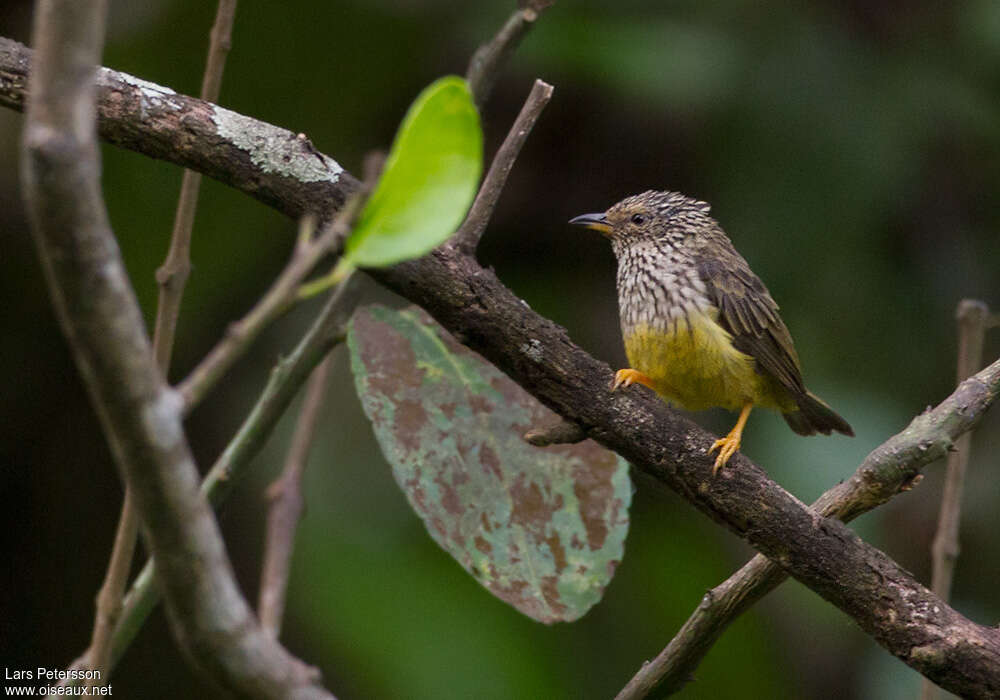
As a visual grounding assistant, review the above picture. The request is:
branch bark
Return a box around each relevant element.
[7,35,1000,698]
[620,357,1000,698]
[1,37,360,220]
[19,5,332,697]
[76,3,240,688]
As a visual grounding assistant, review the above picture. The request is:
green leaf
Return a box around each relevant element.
[348,305,632,623]
[344,76,483,268]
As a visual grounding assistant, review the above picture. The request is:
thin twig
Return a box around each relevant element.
[176,198,361,413]
[107,272,363,672]
[71,491,139,690]
[930,300,989,598]
[153,0,237,372]
[75,5,239,688]
[466,1,554,107]
[259,353,333,636]
[921,299,990,700]
[450,79,553,256]
[617,356,1000,699]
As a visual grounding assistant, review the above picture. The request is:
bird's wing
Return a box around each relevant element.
[695,250,806,396]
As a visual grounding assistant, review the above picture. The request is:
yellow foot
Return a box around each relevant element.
[708,402,753,475]
[708,435,741,475]
[611,368,655,392]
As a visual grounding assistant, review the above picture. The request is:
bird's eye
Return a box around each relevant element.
[630,213,646,225]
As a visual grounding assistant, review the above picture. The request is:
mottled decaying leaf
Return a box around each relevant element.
[347,305,631,623]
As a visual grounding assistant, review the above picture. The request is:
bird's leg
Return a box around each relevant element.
[611,368,655,392]
[709,403,753,474]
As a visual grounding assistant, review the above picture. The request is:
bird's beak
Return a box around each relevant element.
[569,212,612,235]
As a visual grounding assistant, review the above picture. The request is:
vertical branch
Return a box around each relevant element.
[258,354,333,636]
[76,2,239,687]
[23,0,332,694]
[921,299,989,700]
[153,0,237,370]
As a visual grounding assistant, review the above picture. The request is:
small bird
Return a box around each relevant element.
[570,190,853,473]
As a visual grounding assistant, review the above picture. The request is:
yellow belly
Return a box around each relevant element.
[623,309,791,412]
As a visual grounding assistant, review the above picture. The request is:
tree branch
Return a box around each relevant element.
[450,78,552,255]
[176,199,361,412]
[7,37,1000,697]
[619,357,1000,698]
[259,353,333,636]
[465,1,555,107]
[930,300,989,600]
[110,273,363,671]
[154,0,237,373]
[75,3,240,689]
[1,37,360,220]
[19,4,332,696]
[922,299,991,700]
[71,489,138,690]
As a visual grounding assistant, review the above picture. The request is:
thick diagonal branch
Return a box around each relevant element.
[377,251,1000,697]
[619,356,1000,699]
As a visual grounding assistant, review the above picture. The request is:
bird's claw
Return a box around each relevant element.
[708,435,741,475]
[611,368,653,392]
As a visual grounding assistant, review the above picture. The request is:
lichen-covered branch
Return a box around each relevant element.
[6,35,1000,698]
[2,37,360,221]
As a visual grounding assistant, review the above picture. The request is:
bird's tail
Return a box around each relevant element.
[783,391,854,437]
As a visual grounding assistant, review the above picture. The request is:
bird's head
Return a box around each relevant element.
[569,190,717,254]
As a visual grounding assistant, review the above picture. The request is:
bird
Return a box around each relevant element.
[570,190,853,474]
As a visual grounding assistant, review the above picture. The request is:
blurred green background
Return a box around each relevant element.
[2,1,999,698]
